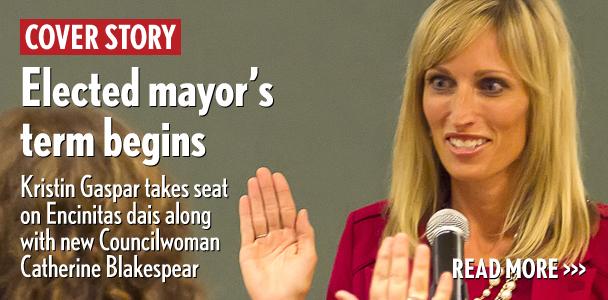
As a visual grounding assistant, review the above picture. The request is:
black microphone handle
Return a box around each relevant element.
[430,232,468,300]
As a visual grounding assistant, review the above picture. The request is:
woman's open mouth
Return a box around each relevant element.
[445,136,491,156]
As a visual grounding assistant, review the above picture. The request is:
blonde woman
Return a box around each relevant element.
[239,0,608,299]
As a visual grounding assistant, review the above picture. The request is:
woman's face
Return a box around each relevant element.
[422,29,529,182]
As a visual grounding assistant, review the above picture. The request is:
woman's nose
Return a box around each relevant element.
[449,86,477,129]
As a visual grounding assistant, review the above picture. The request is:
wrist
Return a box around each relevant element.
[294,293,307,300]
[250,291,308,300]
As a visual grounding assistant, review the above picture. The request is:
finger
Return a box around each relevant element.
[407,244,431,300]
[238,195,254,246]
[247,177,267,237]
[273,172,297,229]
[335,290,359,300]
[256,167,281,230]
[295,209,316,257]
[387,233,409,300]
[369,236,393,300]
[431,272,453,300]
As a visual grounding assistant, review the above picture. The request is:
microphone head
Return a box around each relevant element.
[425,208,470,246]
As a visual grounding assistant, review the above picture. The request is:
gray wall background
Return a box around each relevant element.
[1,1,606,299]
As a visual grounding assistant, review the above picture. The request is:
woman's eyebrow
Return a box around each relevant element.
[426,66,517,81]
[474,69,515,79]
[426,66,453,76]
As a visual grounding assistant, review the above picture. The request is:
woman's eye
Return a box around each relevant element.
[428,75,454,91]
[479,78,507,95]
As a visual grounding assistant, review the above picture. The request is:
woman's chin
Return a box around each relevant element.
[443,165,491,182]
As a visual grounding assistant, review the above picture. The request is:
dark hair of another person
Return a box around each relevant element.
[0,108,204,300]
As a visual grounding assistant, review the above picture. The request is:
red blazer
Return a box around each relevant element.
[327,201,608,300]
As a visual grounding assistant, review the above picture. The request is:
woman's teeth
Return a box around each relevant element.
[448,137,488,149]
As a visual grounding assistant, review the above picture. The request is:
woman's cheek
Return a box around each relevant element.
[422,95,447,128]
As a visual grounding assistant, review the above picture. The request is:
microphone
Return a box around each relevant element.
[425,209,470,300]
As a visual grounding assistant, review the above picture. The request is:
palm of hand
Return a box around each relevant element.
[240,229,313,300]
[238,168,317,300]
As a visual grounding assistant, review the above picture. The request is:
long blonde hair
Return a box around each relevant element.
[385,0,591,263]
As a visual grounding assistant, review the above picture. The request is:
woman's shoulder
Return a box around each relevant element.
[595,202,608,219]
[586,202,608,274]
[346,199,388,224]
[343,200,388,270]
[590,202,608,240]
[328,201,389,300]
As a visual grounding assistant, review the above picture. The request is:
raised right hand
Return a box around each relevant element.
[239,167,317,300]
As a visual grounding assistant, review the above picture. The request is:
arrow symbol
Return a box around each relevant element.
[572,264,578,275]
[578,264,586,275]
[563,264,570,275]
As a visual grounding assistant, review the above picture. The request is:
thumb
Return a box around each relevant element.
[335,290,358,300]
[295,209,316,256]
